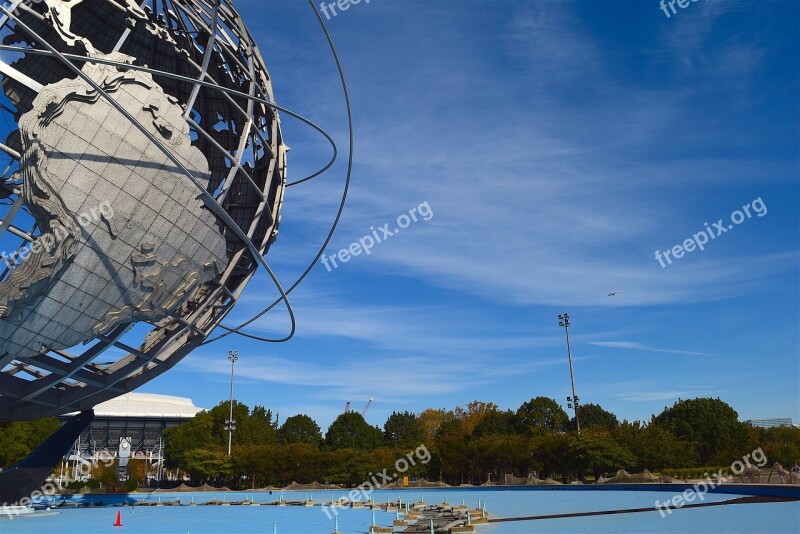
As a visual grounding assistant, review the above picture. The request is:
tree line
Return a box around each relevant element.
[1,396,796,489]
[158,397,800,488]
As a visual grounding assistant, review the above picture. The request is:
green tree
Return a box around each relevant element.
[232,444,277,487]
[568,430,635,479]
[455,401,499,435]
[183,448,233,482]
[574,403,619,430]
[383,411,424,448]
[208,401,277,446]
[417,408,455,443]
[436,417,465,439]
[615,419,696,470]
[163,410,216,469]
[0,417,61,468]
[325,412,382,451]
[434,418,469,484]
[92,459,120,487]
[126,459,149,486]
[163,400,276,482]
[654,398,746,465]
[531,433,571,480]
[324,448,371,486]
[278,414,322,445]
[470,435,530,483]
[251,406,276,428]
[759,426,800,467]
[473,409,516,437]
[516,397,569,435]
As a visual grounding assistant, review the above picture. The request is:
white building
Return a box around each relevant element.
[59,393,203,482]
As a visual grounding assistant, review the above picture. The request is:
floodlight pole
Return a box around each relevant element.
[227,350,239,455]
[558,313,580,436]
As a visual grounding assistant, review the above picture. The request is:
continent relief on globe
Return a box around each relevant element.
[0,53,228,359]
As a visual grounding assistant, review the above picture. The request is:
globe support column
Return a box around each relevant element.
[0,410,94,508]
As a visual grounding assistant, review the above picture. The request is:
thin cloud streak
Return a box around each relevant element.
[588,341,713,356]
[181,352,574,404]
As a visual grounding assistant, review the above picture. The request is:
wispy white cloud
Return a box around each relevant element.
[157,1,799,427]
[180,351,574,407]
[221,288,563,355]
[274,0,796,311]
[592,378,727,407]
[588,341,713,356]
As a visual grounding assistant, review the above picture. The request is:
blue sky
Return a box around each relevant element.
[139,0,799,431]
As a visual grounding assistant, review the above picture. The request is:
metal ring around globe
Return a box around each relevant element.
[203,0,355,345]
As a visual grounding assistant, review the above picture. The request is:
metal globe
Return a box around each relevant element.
[0,0,286,420]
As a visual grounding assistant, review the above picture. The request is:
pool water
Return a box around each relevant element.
[0,488,797,533]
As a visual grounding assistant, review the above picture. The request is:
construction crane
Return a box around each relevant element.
[360,397,373,416]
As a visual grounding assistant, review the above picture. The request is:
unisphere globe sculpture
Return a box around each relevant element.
[0,0,286,420]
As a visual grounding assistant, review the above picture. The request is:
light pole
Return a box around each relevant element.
[558,313,580,436]
[226,350,239,455]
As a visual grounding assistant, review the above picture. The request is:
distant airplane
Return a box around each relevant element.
[608,291,618,296]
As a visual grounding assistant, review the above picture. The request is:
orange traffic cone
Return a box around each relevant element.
[113,510,122,527]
